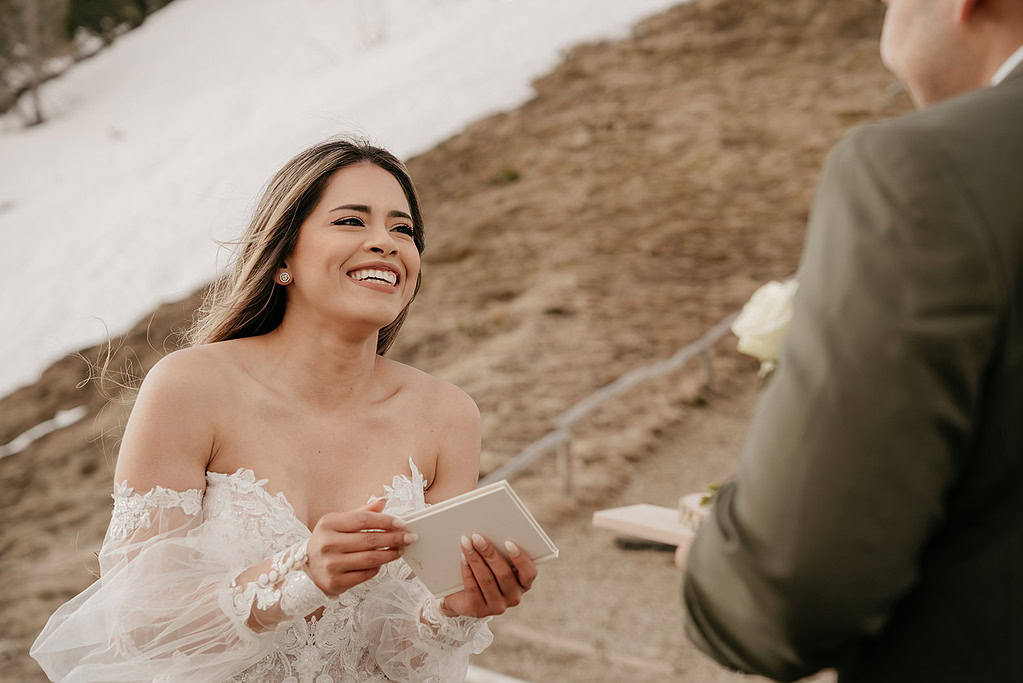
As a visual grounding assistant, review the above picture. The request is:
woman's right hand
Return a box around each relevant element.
[306,498,417,596]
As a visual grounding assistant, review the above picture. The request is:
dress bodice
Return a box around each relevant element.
[31,459,491,683]
[201,459,427,557]
[205,460,464,683]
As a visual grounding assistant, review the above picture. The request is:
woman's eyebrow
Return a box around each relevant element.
[330,204,412,221]
[330,203,371,214]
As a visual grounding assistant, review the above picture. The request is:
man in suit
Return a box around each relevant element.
[679,1,1023,681]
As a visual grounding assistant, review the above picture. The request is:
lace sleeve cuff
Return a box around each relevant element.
[230,540,329,624]
[418,595,492,647]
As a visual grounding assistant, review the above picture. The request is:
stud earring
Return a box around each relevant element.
[278,272,292,284]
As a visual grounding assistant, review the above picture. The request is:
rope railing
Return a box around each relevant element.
[480,311,739,492]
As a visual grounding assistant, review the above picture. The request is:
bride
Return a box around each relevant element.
[31,139,538,682]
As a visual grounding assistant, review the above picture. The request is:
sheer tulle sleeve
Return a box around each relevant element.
[30,483,292,682]
[360,549,493,682]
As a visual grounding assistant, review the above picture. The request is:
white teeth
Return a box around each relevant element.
[350,268,397,286]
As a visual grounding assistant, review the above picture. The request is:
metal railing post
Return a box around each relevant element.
[556,436,574,496]
[701,347,716,392]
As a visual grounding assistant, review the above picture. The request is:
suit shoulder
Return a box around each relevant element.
[831,115,938,175]
[822,109,985,210]
[837,79,1023,171]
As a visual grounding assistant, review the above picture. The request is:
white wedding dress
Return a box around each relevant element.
[31,459,493,682]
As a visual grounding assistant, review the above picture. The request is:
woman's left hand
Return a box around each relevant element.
[441,534,537,617]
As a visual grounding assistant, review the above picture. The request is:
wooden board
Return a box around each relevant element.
[592,504,695,546]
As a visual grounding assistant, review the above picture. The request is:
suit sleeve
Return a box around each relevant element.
[682,125,1003,681]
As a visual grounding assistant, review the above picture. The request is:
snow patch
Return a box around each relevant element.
[0,0,686,397]
[0,406,89,459]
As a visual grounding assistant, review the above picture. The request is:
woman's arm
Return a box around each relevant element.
[32,351,414,681]
[33,351,287,680]
[113,350,331,634]
[114,348,217,494]
[424,379,482,504]
[422,379,538,618]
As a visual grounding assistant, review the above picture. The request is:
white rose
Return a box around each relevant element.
[731,279,798,366]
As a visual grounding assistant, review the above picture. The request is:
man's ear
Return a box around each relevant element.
[956,0,983,23]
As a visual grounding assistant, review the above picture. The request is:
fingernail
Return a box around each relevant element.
[504,541,521,557]
[460,535,473,553]
[461,554,468,566]
[471,533,486,550]
[404,533,419,544]
[392,517,407,529]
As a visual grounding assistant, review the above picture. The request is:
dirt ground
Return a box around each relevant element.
[0,0,910,679]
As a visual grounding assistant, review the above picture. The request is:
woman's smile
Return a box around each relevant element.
[346,261,401,293]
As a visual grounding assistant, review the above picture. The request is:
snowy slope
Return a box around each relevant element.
[0,0,684,397]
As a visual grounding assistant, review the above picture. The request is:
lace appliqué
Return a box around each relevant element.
[109,482,203,542]
[379,457,428,516]
[204,469,307,546]
[232,600,367,683]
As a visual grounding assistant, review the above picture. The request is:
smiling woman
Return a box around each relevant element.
[281,163,422,338]
[188,139,426,353]
[30,138,539,682]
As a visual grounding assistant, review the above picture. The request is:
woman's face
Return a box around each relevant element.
[285,162,421,333]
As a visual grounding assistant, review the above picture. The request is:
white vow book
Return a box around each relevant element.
[400,480,559,598]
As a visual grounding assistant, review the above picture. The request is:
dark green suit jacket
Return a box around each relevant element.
[683,62,1023,683]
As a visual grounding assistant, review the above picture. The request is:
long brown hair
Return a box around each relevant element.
[186,137,426,353]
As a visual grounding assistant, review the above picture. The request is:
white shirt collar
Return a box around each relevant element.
[992,43,1023,85]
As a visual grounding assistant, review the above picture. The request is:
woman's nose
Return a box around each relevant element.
[365,224,398,255]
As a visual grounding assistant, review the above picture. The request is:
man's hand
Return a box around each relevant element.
[675,532,695,572]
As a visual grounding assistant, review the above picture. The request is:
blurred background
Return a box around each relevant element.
[0,0,909,680]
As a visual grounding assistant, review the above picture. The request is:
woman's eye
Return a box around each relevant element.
[392,224,414,237]
[332,217,364,227]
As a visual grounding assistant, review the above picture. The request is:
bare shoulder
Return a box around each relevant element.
[141,345,227,393]
[116,346,232,491]
[136,345,237,423]
[385,359,480,428]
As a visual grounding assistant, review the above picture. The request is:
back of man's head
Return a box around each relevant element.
[879,0,1023,107]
